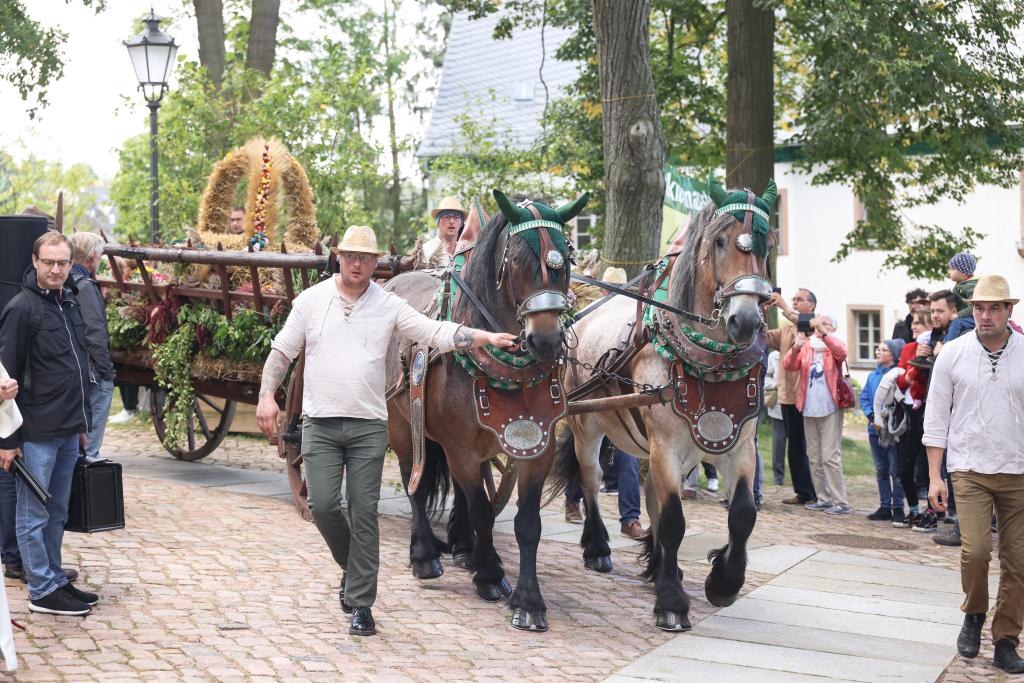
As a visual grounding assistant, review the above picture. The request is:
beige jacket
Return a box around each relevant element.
[766,318,800,406]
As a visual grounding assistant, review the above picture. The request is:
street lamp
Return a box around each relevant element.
[125,8,178,244]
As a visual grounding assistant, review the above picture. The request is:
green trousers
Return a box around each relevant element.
[302,416,388,608]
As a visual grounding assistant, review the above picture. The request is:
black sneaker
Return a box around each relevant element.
[933,521,961,546]
[867,506,892,521]
[891,508,906,525]
[29,588,91,616]
[894,511,919,528]
[913,512,939,532]
[63,583,99,606]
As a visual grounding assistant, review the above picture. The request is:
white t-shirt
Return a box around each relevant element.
[802,337,837,418]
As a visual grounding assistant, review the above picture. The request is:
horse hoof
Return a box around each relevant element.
[654,609,692,632]
[477,579,511,602]
[452,552,472,569]
[511,608,549,632]
[411,558,443,580]
[704,575,740,607]
[584,555,613,573]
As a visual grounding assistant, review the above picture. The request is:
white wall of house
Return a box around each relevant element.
[774,163,1024,380]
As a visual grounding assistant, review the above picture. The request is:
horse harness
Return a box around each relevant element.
[566,190,773,454]
[399,202,573,492]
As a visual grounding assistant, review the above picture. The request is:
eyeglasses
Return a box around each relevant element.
[39,258,71,270]
[340,252,376,264]
[792,296,808,302]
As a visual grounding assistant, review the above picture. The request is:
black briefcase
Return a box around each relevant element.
[65,456,125,533]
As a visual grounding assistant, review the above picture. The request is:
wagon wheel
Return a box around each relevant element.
[277,353,311,521]
[481,454,518,515]
[150,389,236,461]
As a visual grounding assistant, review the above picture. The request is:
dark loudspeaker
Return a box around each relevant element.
[0,215,49,314]
[65,456,126,533]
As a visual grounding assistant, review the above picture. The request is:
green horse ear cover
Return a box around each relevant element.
[707,175,729,208]
[761,179,777,208]
[554,192,590,223]
[493,189,533,225]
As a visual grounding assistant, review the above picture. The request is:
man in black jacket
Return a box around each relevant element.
[69,232,115,459]
[0,232,100,616]
[892,288,929,343]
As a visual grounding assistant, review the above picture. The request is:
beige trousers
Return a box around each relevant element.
[952,472,1024,646]
[803,410,847,506]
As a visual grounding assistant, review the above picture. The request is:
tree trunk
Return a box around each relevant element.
[726,0,776,317]
[383,0,403,247]
[193,0,226,88]
[592,0,666,278]
[246,0,280,77]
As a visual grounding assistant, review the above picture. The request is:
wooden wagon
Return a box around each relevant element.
[96,241,519,519]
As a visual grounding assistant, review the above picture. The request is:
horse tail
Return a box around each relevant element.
[421,438,451,520]
[542,428,579,507]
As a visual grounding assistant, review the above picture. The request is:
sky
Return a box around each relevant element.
[0,1,437,181]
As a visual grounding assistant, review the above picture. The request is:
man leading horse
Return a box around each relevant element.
[256,224,516,637]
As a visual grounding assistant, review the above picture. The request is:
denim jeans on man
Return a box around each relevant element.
[84,378,114,459]
[610,448,641,524]
[868,430,904,510]
[0,471,19,567]
[16,434,79,599]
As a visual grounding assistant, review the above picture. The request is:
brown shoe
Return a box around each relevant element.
[620,520,645,540]
[782,495,809,505]
[682,489,697,499]
[564,501,583,524]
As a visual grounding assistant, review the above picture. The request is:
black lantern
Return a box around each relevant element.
[125,8,178,242]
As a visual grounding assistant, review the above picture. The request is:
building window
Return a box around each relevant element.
[847,306,884,368]
[776,188,788,256]
[572,214,598,249]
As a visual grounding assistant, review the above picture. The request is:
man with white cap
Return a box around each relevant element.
[256,224,516,637]
[421,196,468,268]
[924,274,1024,673]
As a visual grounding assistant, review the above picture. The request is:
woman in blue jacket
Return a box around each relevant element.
[860,338,906,522]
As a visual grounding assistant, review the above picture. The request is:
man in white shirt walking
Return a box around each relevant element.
[924,274,1024,674]
[256,225,516,637]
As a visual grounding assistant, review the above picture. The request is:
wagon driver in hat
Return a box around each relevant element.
[420,196,468,268]
[923,274,1024,673]
[257,224,516,637]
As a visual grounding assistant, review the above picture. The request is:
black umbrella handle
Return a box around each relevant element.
[10,457,52,506]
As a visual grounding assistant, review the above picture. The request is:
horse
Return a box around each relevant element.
[383,189,588,632]
[557,178,776,631]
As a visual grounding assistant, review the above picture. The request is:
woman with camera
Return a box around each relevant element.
[783,315,851,515]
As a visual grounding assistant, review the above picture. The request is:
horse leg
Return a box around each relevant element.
[509,459,552,632]
[448,481,474,569]
[451,460,510,603]
[576,420,612,573]
[704,426,758,607]
[641,443,694,632]
[395,433,447,581]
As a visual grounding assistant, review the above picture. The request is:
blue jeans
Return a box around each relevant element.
[16,434,79,599]
[0,470,19,566]
[85,378,115,459]
[868,430,904,509]
[612,449,641,524]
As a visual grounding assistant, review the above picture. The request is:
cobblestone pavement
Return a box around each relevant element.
[3,424,1004,681]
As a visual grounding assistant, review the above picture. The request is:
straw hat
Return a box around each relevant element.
[336,225,382,255]
[601,266,627,285]
[431,196,468,220]
[968,274,1019,305]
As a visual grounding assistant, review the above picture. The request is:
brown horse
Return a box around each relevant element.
[558,179,776,631]
[384,190,588,631]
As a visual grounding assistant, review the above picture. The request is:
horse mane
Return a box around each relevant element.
[668,202,735,313]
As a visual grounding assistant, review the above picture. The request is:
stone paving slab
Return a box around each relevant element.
[614,634,942,683]
[748,583,966,624]
[608,658,863,683]
[769,572,971,607]
[786,559,966,594]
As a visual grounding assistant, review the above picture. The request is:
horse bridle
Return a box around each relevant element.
[496,200,571,323]
[708,190,774,312]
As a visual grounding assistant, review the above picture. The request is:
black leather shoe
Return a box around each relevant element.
[957,612,985,658]
[350,606,376,636]
[3,564,77,584]
[338,574,352,614]
[64,567,79,584]
[994,639,1024,674]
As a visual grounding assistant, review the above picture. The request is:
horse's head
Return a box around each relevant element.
[479,189,588,362]
[673,178,777,346]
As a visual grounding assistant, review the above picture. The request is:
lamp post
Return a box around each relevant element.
[125,9,178,244]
